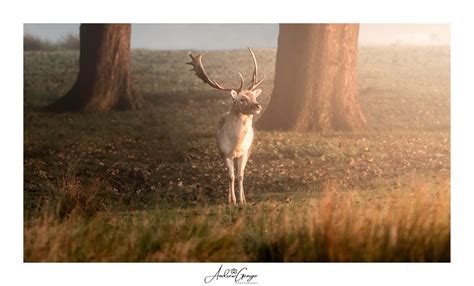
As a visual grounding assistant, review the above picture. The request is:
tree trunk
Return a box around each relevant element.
[256,24,367,131]
[47,24,143,112]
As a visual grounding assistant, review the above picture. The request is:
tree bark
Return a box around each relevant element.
[256,24,367,131]
[47,24,143,112]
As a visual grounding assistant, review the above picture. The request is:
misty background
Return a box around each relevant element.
[24,24,449,50]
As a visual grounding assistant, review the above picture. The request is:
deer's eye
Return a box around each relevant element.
[240,98,246,103]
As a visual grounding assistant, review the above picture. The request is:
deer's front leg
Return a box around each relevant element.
[224,158,236,205]
[237,154,249,204]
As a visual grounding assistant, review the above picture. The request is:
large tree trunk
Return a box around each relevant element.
[257,24,367,131]
[47,24,143,112]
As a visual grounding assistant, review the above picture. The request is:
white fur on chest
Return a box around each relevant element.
[217,114,254,159]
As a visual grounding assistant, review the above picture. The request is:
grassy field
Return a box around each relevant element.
[24,46,450,262]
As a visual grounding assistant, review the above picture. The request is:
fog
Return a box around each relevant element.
[24,23,449,49]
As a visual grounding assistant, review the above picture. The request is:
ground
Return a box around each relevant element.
[23,46,450,262]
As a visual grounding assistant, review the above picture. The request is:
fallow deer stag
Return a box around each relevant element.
[187,48,265,205]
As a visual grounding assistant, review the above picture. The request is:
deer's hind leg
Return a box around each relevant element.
[236,154,249,204]
[224,157,236,205]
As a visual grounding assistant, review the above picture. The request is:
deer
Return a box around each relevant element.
[187,48,265,205]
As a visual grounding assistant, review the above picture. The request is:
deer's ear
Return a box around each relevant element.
[230,90,238,100]
[253,89,262,97]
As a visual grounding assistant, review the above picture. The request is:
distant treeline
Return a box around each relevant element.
[24,34,80,51]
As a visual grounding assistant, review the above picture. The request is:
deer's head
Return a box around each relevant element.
[187,48,264,115]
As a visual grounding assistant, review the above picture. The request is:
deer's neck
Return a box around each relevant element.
[217,108,254,158]
[221,109,254,144]
[228,109,253,128]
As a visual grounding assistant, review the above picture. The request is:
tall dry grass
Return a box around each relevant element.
[245,181,450,262]
[24,179,449,262]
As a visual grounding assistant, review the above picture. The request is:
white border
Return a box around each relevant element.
[2,0,473,285]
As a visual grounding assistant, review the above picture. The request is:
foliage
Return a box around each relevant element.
[24,34,79,51]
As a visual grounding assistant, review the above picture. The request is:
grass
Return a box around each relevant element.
[24,178,449,262]
[23,45,450,262]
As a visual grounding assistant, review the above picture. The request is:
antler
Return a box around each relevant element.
[187,53,244,92]
[247,48,265,90]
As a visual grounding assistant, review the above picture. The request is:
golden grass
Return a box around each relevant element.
[246,180,450,261]
[24,179,449,262]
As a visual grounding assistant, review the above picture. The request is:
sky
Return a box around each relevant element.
[24,24,450,50]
